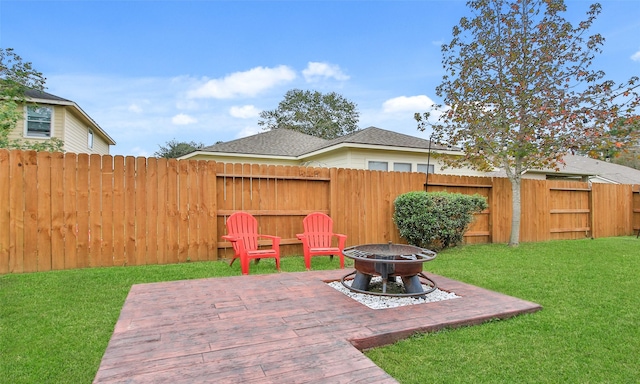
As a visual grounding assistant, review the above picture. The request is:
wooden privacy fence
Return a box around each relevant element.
[1,149,638,274]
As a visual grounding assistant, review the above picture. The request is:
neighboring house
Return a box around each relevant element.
[9,89,115,155]
[534,155,640,184]
[181,126,488,177]
[182,126,640,184]
[486,154,640,184]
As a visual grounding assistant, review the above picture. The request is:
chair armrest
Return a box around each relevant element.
[335,234,347,249]
[296,233,306,240]
[258,234,281,248]
[221,235,239,242]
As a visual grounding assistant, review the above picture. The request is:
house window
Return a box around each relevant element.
[26,106,53,138]
[393,163,411,172]
[417,163,435,174]
[88,128,94,149]
[368,161,388,171]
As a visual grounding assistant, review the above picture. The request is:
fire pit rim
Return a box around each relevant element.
[342,243,436,263]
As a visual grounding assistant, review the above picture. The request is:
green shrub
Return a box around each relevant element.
[393,191,488,250]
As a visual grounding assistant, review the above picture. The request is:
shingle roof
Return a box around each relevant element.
[488,154,640,184]
[560,154,640,184]
[24,89,73,103]
[200,128,328,157]
[199,126,454,157]
[314,126,454,152]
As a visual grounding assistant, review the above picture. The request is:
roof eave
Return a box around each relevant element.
[178,151,298,161]
[301,142,463,158]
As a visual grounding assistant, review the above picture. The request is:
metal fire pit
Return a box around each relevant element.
[341,243,437,297]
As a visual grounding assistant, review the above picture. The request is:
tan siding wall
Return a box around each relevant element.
[61,110,109,155]
[91,135,110,155]
[321,148,488,177]
[63,110,88,153]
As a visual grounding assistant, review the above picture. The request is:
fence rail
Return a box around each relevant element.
[1,149,638,274]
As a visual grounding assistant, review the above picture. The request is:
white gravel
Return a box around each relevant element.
[327,277,460,310]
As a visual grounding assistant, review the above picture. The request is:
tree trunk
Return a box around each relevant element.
[509,176,522,246]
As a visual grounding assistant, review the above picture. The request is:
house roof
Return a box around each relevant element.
[559,154,640,184]
[488,154,640,184]
[25,89,116,145]
[312,126,453,152]
[25,89,73,103]
[195,126,456,159]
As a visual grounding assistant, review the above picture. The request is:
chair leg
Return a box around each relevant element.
[305,254,311,271]
[240,256,250,275]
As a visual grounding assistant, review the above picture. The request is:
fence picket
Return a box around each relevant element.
[101,155,114,267]
[23,151,38,272]
[36,152,52,272]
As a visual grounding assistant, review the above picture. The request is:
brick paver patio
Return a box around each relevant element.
[94,269,541,383]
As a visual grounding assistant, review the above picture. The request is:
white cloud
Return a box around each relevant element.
[187,65,296,99]
[229,105,261,119]
[128,103,143,113]
[303,62,350,82]
[382,95,437,114]
[172,113,198,125]
[631,50,640,62]
[235,126,262,139]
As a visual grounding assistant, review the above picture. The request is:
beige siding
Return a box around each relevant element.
[62,109,110,154]
[307,147,487,176]
[91,134,110,154]
[62,109,88,153]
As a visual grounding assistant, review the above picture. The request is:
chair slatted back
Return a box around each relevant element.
[303,213,334,248]
[226,212,259,252]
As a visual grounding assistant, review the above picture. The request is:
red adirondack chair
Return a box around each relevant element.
[222,212,281,275]
[296,212,347,270]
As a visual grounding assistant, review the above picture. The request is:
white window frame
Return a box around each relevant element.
[88,128,94,149]
[417,163,435,174]
[368,160,388,171]
[393,162,412,172]
[25,105,53,138]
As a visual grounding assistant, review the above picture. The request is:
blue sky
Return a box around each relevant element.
[2,0,639,157]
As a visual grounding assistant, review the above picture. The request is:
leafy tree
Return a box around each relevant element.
[610,149,640,171]
[416,0,640,246]
[258,89,359,139]
[1,48,63,152]
[155,139,205,158]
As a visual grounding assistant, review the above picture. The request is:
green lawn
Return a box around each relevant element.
[1,237,639,383]
[366,237,640,383]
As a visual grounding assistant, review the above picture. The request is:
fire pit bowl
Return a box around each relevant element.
[341,243,437,297]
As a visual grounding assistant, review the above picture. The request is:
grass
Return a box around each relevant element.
[0,256,345,383]
[1,237,639,383]
[366,237,640,383]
